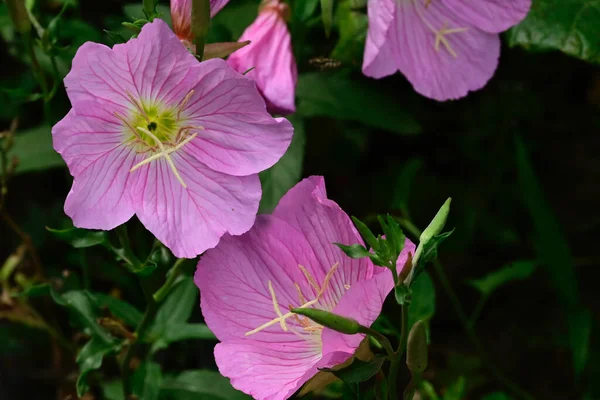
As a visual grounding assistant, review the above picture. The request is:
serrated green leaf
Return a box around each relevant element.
[508,0,600,64]
[334,243,371,259]
[160,370,250,400]
[259,115,306,213]
[296,72,421,135]
[320,355,386,383]
[47,226,107,248]
[11,125,65,174]
[468,260,537,297]
[76,337,121,396]
[90,292,143,328]
[351,216,379,251]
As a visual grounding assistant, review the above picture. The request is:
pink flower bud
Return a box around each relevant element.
[170,0,230,44]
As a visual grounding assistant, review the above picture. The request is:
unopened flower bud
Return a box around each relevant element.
[291,308,361,335]
[406,320,428,373]
[6,0,31,34]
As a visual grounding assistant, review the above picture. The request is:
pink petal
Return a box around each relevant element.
[442,0,532,33]
[130,149,261,258]
[52,108,125,176]
[210,0,230,16]
[227,3,297,114]
[215,340,349,400]
[171,0,231,42]
[363,1,500,101]
[322,239,415,356]
[181,58,293,176]
[273,176,376,309]
[63,145,140,230]
[362,0,398,78]
[196,215,329,342]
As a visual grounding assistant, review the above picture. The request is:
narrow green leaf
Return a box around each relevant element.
[331,1,368,63]
[508,0,600,64]
[76,337,121,396]
[569,309,592,378]
[442,376,465,400]
[160,370,250,399]
[411,230,453,283]
[47,226,107,248]
[132,362,162,400]
[392,159,422,211]
[151,323,216,353]
[468,260,537,297]
[151,278,197,337]
[320,355,386,383]
[482,393,513,400]
[291,308,360,334]
[334,243,371,259]
[351,216,379,251]
[259,115,306,213]
[320,0,334,37]
[203,40,251,59]
[13,283,51,298]
[60,291,113,343]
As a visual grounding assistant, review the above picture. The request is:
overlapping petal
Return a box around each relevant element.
[227,1,297,114]
[130,150,261,258]
[182,58,293,176]
[362,0,398,79]
[442,0,532,33]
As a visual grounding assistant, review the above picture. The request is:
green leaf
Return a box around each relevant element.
[331,0,368,63]
[101,380,123,400]
[392,159,422,211]
[468,260,537,297]
[569,309,592,377]
[259,115,306,213]
[76,337,121,396]
[320,0,334,36]
[442,376,465,400]
[90,292,143,328]
[132,362,162,400]
[351,216,379,251]
[59,290,113,343]
[151,323,216,353]
[13,283,51,298]
[160,370,250,400]
[320,355,386,383]
[47,226,108,248]
[151,278,197,337]
[411,230,453,283]
[508,0,600,64]
[11,125,65,174]
[296,72,421,135]
[334,243,371,259]
[482,393,514,400]
[293,0,320,22]
[407,272,435,337]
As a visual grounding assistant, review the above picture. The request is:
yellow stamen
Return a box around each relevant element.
[294,282,307,305]
[177,89,195,119]
[298,264,320,293]
[413,4,468,58]
[268,281,287,331]
[126,92,150,123]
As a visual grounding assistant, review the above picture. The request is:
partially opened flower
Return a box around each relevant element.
[52,19,293,258]
[171,0,230,44]
[362,0,531,101]
[196,176,415,400]
[227,0,297,114]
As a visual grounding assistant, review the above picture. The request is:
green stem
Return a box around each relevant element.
[121,277,159,397]
[115,225,142,270]
[153,258,186,303]
[467,294,488,330]
[192,0,211,59]
[388,304,409,400]
[359,326,395,359]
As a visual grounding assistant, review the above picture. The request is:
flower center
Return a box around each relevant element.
[246,262,351,344]
[116,90,203,188]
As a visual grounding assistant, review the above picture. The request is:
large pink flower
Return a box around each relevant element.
[52,19,293,258]
[195,176,415,400]
[171,0,230,43]
[363,0,531,101]
[227,0,297,115]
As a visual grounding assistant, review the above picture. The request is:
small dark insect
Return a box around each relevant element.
[308,57,342,70]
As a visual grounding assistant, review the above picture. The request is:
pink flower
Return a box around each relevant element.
[363,0,531,101]
[171,0,230,43]
[195,176,415,400]
[227,0,297,115]
[51,19,293,258]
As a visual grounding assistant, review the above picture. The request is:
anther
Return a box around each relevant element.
[177,90,196,119]
[298,264,320,293]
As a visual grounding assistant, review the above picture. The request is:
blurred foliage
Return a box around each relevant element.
[0,0,599,399]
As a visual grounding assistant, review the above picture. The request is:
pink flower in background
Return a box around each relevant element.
[227,0,297,114]
[52,19,293,258]
[196,176,415,400]
[363,0,531,101]
[171,0,230,43]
